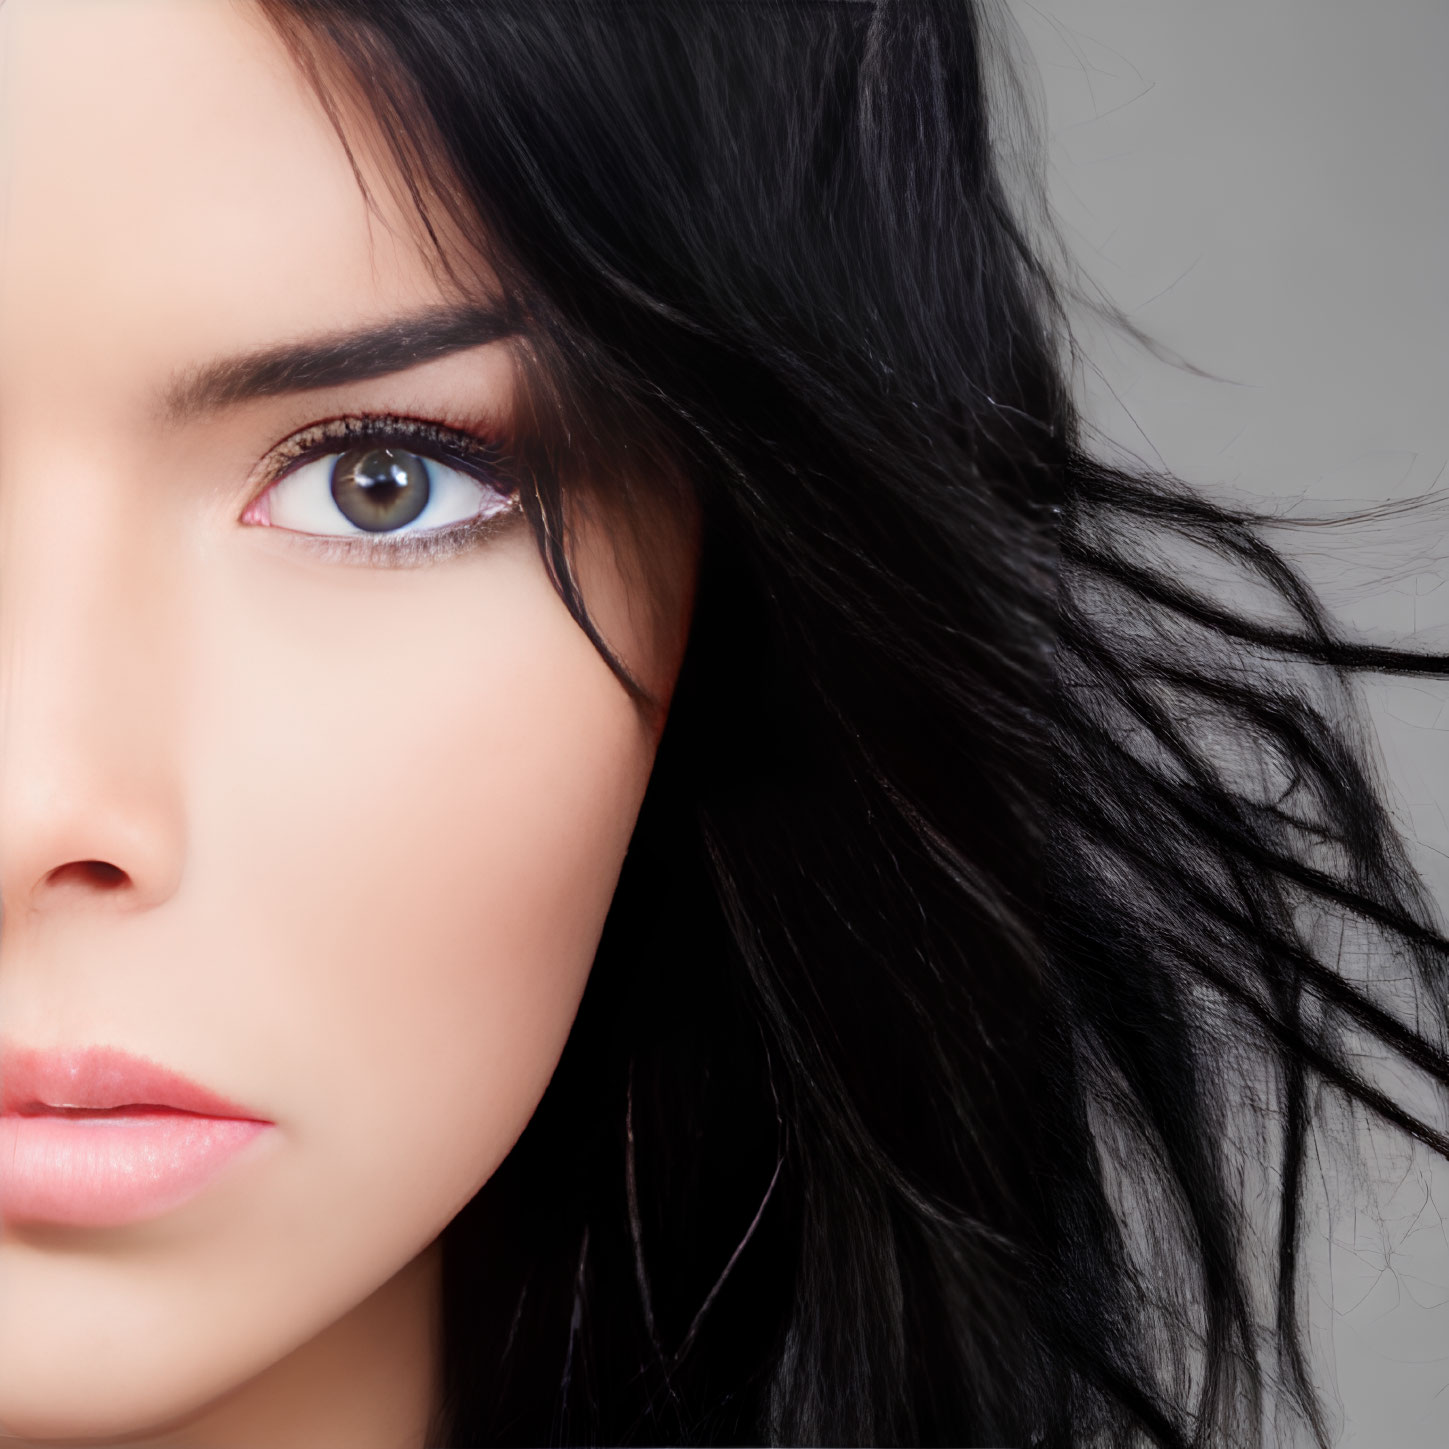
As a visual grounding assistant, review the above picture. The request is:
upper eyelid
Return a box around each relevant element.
[237,411,527,567]
[250,413,511,497]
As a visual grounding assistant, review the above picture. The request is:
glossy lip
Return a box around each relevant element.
[0,1045,274,1229]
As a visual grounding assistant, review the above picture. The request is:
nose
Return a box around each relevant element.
[0,465,186,923]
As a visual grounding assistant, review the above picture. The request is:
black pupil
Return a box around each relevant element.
[330,447,431,532]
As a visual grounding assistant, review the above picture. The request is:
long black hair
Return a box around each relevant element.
[259,3,1449,1443]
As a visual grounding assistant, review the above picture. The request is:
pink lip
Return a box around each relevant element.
[0,1045,273,1228]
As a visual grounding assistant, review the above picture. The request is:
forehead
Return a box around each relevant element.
[0,0,447,417]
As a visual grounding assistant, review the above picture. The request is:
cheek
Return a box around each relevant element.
[0,511,687,1440]
[185,523,651,1252]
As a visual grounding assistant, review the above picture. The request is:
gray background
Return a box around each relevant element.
[1017,2,1449,1442]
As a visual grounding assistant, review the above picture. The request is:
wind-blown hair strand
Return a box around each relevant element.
[259,3,1449,1444]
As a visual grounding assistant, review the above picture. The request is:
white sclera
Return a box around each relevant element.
[266,452,512,537]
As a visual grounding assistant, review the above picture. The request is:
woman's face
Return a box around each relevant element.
[0,0,693,1440]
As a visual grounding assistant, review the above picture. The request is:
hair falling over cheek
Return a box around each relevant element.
[124,1,1449,1445]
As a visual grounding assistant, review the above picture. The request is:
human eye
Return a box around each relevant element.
[241,414,518,565]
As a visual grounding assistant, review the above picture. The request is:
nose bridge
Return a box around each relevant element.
[0,449,187,917]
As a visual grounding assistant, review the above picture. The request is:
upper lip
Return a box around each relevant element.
[0,1044,268,1120]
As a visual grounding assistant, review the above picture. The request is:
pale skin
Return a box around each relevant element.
[0,1,695,1445]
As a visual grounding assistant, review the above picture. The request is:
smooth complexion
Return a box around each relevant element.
[0,1,695,1444]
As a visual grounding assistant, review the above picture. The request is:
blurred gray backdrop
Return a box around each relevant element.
[1018,1,1449,1443]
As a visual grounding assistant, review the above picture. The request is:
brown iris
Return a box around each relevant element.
[330,447,431,532]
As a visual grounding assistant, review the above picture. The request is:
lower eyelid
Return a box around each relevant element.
[286,503,523,569]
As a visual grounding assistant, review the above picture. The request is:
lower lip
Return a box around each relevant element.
[0,1111,270,1228]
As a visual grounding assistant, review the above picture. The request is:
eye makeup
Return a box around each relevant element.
[241,412,522,568]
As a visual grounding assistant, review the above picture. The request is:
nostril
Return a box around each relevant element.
[45,860,130,891]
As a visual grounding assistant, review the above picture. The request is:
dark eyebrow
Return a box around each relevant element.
[163,303,519,420]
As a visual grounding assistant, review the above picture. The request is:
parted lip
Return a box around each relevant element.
[0,1044,269,1121]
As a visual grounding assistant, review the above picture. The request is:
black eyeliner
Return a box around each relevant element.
[243,411,522,568]
[257,412,512,494]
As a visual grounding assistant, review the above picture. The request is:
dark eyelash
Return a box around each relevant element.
[248,412,522,569]
[259,412,513,493]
